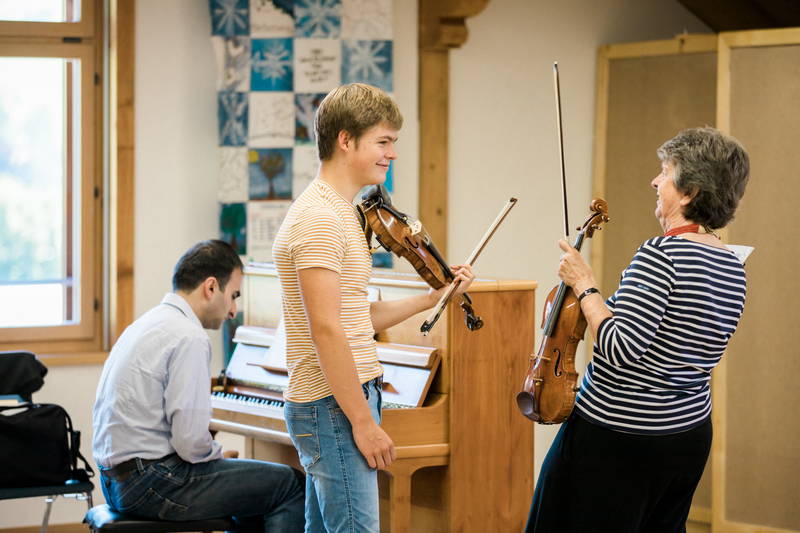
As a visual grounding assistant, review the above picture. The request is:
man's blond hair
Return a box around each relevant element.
[315,83,403,161]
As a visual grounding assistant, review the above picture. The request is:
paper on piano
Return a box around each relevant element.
[367,285,381,302]
[268,318,287,368]
[726,244,754,264]
[232,323,288,369]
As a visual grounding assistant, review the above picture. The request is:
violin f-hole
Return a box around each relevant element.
[553,348,563,377]
[404,237,420,249]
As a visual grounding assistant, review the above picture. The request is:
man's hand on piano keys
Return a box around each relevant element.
[353,421,396,469]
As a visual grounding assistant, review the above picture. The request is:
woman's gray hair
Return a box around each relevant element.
[657,127,750,230]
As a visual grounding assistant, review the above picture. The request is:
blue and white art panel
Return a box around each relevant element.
[295,93,326,145]
[341,40,392,92]
[218,91,249,146]
[246,200,291,261]
[295,0,341,38]
[251,38,294,91]
[249,148,293,200]
[248,92,295,147]
[218,147,249,203]
[220,202,247,255]
[341,0,392,40]
[210,0,395,266]
[293,145,319,199]
[294,38,341,93]
[250,0,293,37]
[211,0,250,36]
[212,37,251,92]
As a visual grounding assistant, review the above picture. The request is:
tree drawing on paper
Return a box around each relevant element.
[219,202,246,254]
[260,152,287,199]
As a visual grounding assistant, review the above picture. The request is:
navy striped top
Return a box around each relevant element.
[575,236,747,435]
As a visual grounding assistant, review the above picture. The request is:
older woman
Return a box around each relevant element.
[525,127,750,533]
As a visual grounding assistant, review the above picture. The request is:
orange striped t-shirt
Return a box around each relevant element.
[272,179,382,402]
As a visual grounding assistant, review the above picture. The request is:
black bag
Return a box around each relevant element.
[0,351,47,401]
[0,402,94,488]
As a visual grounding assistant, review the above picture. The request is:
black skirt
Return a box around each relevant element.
[525,414,712,533]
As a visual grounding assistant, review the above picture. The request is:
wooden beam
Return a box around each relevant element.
[110,0,135,344]
[676,0,800,31]
[418,0,489,258]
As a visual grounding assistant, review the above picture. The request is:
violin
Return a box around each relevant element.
[516,199,609,423]
[357,184,484,332]
[515,62,611,423]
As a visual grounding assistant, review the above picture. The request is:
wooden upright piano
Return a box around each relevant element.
[210,263,536,532]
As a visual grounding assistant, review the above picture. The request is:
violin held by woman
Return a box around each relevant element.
[525,127,750,533]
[516,199,609,424]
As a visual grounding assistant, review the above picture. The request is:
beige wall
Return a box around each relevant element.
[0,0,707,528]
[448,0,708,478]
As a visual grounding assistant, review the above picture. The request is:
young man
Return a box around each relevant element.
[273,83,474,532]
[93,240,304,531]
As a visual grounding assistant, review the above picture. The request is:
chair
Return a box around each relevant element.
[0,351,95,532]
[0,478,94,533]
[84,504,235,532]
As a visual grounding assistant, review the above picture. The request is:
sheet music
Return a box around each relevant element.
[726,244,755,264]
[267,317,287,368]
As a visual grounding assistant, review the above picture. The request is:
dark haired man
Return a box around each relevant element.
[93,240,304,531]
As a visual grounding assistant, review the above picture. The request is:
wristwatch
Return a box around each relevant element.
[578,287,599,302]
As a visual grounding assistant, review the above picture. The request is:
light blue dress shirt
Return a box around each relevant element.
[92,292,222,467]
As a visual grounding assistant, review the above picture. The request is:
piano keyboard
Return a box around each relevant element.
[211,391,285,419]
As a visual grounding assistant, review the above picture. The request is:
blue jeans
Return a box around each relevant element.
[99,455,305,532]
[285,377,383,533]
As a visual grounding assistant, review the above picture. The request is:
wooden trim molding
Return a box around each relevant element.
[418,0,490,258]
[110,0,135,344]
[711,27,800,533]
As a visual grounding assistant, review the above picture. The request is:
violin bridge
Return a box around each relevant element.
[409,219,422,236]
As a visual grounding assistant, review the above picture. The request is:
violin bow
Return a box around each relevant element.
[553,61,569,240]
[420,197,518,335]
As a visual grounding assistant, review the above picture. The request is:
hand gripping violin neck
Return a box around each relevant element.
[356,184,483,332]
[516,199,610,424]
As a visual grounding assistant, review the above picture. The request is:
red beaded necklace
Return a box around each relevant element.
[664,223,700,237]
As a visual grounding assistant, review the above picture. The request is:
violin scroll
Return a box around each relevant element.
[579,198,609,238]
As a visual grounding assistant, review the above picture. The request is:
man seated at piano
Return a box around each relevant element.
[92,240,305,531]
[272,82,475,533]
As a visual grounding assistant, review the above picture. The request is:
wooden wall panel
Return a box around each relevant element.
[723,41,800,531]
[600,52,716,295]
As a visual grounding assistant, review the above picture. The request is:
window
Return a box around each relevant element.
[0,0,104,353]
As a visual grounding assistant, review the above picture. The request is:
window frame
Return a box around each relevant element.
[0,4,96,39]
[0,0,111,357]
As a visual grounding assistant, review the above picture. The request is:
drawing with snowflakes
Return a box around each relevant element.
[251,38,294,91]
[342,39,392,92]
[210,0,249,36]
[295,0,342,38]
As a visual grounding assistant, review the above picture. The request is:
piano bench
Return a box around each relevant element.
[84,504,235,532]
